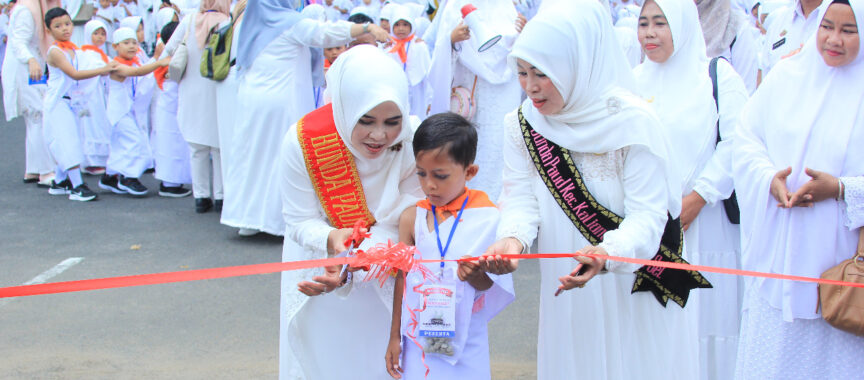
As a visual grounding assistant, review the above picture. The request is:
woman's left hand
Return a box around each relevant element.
[789,168,839,207]
[297,265,347,296]
[680,191,706,232]
[556,245,607,295]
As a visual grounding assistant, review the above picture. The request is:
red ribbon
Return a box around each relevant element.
[1,252,863,300]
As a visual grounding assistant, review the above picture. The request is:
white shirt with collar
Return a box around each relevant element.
[761,0,823,76]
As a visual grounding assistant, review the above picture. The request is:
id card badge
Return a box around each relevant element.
[417,282,457,339]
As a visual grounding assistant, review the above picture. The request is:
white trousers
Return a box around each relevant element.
[24,112,54,175]
[189,142,222,200]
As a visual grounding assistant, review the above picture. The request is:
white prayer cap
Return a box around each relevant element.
[379,3,398,20]
[156,7,178,31]
[120,16,143,31]
[350,5,371,17]
[112,27,137,44]
[84,19,109,42]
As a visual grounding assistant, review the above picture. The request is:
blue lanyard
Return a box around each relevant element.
[131,76,137,99]
[430,196,469,276]
[402,41,411,72]
[313,87,321,108]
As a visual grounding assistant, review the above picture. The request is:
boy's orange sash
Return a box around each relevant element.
[297,104,375,229]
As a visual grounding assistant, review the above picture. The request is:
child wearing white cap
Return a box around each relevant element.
[43,7,118,201]
[98,26,169,196]
[386,4,432,119]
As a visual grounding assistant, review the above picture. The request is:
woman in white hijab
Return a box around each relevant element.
[483,0,699,378]
[733,0,864,377]
[2,0,60,185]
[277,45,423,380]
[633,0,749,379]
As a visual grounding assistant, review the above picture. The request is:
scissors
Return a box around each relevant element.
[338,219,370,278]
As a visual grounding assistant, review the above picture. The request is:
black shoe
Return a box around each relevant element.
[48,178,73,195]
[158,183,192,198]
[23,177,38,184]
[214,199,223,212]
[118,176,148,196]
[98,174,127,194]
[195,198,213,213]
[69,184,98,202]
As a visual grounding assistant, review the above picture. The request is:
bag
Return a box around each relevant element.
[168,18,192,82]
[819,229,864,336]
[450,76,478,120]
[200,14,239,81]
[709,57,740,224]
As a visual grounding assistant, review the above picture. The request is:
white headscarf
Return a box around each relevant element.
[155,7,177,33]
[84,19,109,43]
[112,26,137,43]
[379,2,398,20]
[735,0,864,321]
[508,0,681,216]
[633,0,716,193]
[325,44,420,230]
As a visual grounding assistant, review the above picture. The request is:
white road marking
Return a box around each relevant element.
[0,257,84,308]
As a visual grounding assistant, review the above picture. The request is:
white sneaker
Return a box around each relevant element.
[238,228,259,237]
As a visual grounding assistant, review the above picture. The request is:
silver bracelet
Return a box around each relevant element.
[838,178,845,201]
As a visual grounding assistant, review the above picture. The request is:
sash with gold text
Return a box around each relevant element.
[518,107,711,307]
[297,104,376,229]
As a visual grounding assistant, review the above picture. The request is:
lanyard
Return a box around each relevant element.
[313,87,321,108]
[430,196,469,277]
[402,41,411,72]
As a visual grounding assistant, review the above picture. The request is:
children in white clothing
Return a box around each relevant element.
[98,27,169,196]
[386,113,514,380]
[386,5,432,119]
[43,8,117,201]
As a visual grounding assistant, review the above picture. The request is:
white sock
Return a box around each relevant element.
[163,181,181,187]
[54,165,68,182]
[69,169,83,188]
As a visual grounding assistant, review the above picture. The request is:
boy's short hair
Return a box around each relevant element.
[161,21,178,44]
[348,13,374,24]
[44,7,68,26]
[413,112,477,167]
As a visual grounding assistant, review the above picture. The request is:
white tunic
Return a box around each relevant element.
[42,46,85,169]
[215,19,242,202]
[385,39,432,119]
[220,19,354,235]
[151,80,192,184]
[497,111,699,380]
[76,49,112,167]
[2,6,45,121]
[162,12,220,147]
[106,66,156,178]
[401,202,515,379]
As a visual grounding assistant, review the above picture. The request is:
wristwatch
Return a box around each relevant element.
[362,23,370,34]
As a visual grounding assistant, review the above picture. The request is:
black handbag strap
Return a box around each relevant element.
[709,56,727,145]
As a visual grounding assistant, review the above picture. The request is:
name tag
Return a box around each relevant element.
[772,37,786,50]
[417,284,456,338]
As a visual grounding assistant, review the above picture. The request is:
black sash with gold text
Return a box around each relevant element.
[518,107,711,307]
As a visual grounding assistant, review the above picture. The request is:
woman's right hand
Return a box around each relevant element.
[770,166,793,208]
[27,58,41,81]
[450,23,470,45]
[327,227,356,256]
[478,237,522,274]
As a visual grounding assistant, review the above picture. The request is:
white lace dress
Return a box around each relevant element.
[496,110,700,380]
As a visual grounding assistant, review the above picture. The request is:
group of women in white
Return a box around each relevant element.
[1,0,862,378]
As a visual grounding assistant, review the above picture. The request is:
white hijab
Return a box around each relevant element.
[326,45,422,233]
[84,19,108,43]
[735,0,864,321]
[508,0,681,216]
[155,7,177,33]
[633,0,716,193]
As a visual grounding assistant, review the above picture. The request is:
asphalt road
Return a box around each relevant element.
[0,107,540,379]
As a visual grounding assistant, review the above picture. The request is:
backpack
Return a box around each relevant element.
[709,56,740,225]
[200,14,238,81]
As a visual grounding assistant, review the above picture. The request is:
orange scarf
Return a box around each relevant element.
[81,45,109,63]
[114,55,140,66]
[154,66,168,90]
[416,188,494,222]
[324,58,332,69]
[54,40,79,51]
[388,34,414,64]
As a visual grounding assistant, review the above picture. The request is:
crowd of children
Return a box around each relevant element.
[2,0,863,379]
